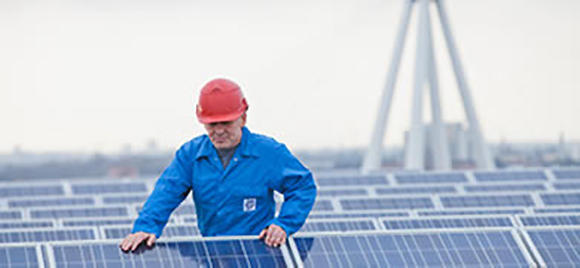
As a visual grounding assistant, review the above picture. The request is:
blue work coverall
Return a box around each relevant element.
[132,127,317,237]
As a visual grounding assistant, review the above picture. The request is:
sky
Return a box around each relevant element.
[0,0,578,153]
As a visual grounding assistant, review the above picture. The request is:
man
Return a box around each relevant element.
[120,78,317,251]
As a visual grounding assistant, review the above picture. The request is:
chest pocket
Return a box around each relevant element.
[230,186,269,213]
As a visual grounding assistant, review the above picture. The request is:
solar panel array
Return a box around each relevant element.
[1,168,579,266]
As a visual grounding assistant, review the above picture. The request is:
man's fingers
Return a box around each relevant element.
[258,228,267,239]
[146,234,156,247]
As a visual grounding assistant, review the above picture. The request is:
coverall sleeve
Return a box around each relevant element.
[131,145,193,238]
[267,145,317,235]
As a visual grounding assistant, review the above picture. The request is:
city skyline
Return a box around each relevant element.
[1,0,578,153]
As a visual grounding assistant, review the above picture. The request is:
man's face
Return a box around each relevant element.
[203,114,246,150]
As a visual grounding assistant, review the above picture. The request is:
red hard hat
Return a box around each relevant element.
[196,78,249,124]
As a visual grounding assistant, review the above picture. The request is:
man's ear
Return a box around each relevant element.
[240,113,247,127]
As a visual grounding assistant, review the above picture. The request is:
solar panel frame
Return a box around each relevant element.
[298,218,381,233]
[374,185,458,195]
[533,205,580,214]
[378,215,517,230]
[0,184,65,198]
[60,216,142,227]
[0,243,45,268]
[315,175,388,187]
[70,182,149,195]
[44,235,295,268]
[100,194,149,205]
[517,226,580,268]
[473,170,548,182]
[287,228,537,268]
[463,183,547,193]
[0,227,99,243]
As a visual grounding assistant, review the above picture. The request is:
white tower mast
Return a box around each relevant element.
[361,0,494,172]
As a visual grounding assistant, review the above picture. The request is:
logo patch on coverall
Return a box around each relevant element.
[243,198,256,212]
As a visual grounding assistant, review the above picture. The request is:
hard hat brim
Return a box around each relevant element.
[196,109,246,124]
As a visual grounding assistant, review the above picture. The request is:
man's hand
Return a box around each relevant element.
[258,224,287,247]
[119,232,156,252]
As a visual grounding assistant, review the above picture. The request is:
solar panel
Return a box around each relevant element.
[0,227,97,243]
[31,206,129,219]
[312,200,334,211]
[375,185,457,195]
[552,169,580,180]
[0,220,54,229]
[317,188,369,197]
[0,210,22,220]
[381,216,515,230]
[394,172,467,184]
[181,216,197,223]
[553,182,580,190]
[308,211,409,219]
[102,195,148,204]
[288,229,534,267]
[0,185,64,198]
[315,175,388,186]
[71,182,148,194]
[417,208,527,217]
[473,170,547,182]
[298,218,379,233]
[7,197,95,208]
[0,244,42,268]
[521,227,580,267]
[517,214,580,226]
[440,194,535,208]
[534,207,580,214]
[464,183,546,192]
[62,217,137,227]
[340,197,434,210]
[47,237,293,267]
[541,192,580,206]
[102,224,200,239]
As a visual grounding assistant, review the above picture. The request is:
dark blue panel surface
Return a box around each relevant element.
[376,186,456,195]
[474,171,547,182]
[0,221,54,229]
[552,169,580,180]
[0,229,95,243]
[8,197,94,208]
[394,173,467,184]
[526,228,580,267]
[52,239,287,267]
[308,211,409,219]
[0,210,22,220]
[418,208,526,216]
[31,207,128,219]
[541,193,580,206]
[293,231,530,267]
[300,220,377,232]
[440,194,535,208]
[464,184,546,192]
[0,246,39,268]
[312,200,334,211]
[0,185,64,198]
[136,204,196,216]
[63,218,135,227]
[534,207,580,214]
[318,189,368,197]
[72,182,148,194]
[553,182,580,190]
[103,195,148,204]
[316,175,388,186]
[383,217,513,230]
[520,215,580,226]
[340,197,434,210]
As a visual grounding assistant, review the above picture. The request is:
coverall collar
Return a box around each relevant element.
[195,126,258,160]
